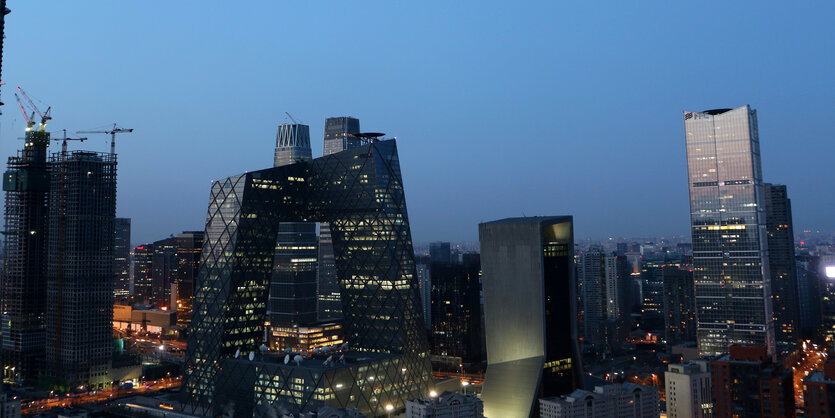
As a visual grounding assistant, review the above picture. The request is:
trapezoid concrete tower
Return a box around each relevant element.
[479,216,583,418]
[182,139,432,416]
[683,106,775,357]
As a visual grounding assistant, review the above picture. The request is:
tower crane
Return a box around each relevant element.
[77,123,133,155]
[53,129,87,154]
[16,86,50,131]
[14,92,35,130]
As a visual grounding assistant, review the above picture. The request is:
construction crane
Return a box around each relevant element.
[14,93,35,130]
[285,112,299,124]
[53,129,87,154]
[77,123,133,155]
[17,87,51,130]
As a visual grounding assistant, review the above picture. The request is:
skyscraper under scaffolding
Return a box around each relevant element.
[1,128,51,383]
[43,151,116,390]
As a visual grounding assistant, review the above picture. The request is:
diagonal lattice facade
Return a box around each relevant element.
[182,140,432,416]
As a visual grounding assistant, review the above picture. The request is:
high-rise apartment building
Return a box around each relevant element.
[182,139,432,416]
[684,106,775,357]
[270,124,317,327]
[763,184,800,354]
[114,218,131,301]
[318,116,361,321]
[579,247,625,353]
[479,217,583,417]
[133,243,153,305]
[664,266,697,345]
[641,259,665,331]
[151,237,177,310]
[43,151,116,390]
[665,361,712,418]
[429,254,484,366]
[175,231,203,318]
[415,262,431,329]
[1,128,50,383]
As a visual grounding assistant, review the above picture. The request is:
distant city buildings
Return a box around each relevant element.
[663,265,697,346]
[579,247,626,354]
[665,361,712,418]
[429,241,451,263]
[539,382,659,418]
[684,106,776,357]
[175,231,203,319]
[479,217,582,417]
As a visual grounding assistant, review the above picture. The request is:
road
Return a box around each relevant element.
[20,376,181,415]
[792,341,828,410]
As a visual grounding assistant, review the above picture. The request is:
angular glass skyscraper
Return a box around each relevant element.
[270,124,317,329]
[683,106,775,357]
[182,139,432,416]
[318,116,361,321]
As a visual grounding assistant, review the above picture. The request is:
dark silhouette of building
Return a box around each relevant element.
[479,217,582,417]
[133,243,153,305]
[796,254,822,336]
[317,116,361,321]
[640,259,665,331]
[182,139,432,416]
[429,242,451,264]
[175,231,203,318]
[803,359,835,418]
[764,184,800,355]
[663,266,696,345]
[711,345,794,418]
[429,254,484,367]
[43,151,116,390]
[114,218,131,302]
[1,127,50,383]
[151,237,177,310]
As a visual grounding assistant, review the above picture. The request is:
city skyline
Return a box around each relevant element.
[0,2,832,244]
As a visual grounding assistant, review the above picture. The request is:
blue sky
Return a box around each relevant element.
[1,1,833,245]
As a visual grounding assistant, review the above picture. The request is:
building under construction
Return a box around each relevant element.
[42,151,116,390]
[1,128,51,383]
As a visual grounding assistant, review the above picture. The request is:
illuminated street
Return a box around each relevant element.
[792,341,828,410]
[19,376,180,414]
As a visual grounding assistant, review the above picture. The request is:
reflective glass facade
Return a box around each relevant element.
[182,140,432,416]
[683,106,775,357]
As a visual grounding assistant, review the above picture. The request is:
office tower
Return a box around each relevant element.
[1,128,50,383]
[269,124,317,328]
[318,116,361,321]
[763,184,800,355]
[133,244,153,305]
[114,218,131,301]
[803,360,835,418]
[175,231,203,317]
[664,266,697,345]
[665,361,712,418]
[44,151,116,390]
[415,262,431,329]
[429,242,451,263]
[579,247,625,353]
[406,392,484,418]
[182,139,432,416]
[684,106,775,356]
[151,237,177,310]
[710,345,794,417]
[429,254,484,366]
[479,217,582,418]
[539,382,660,418]
[640,259,665,331]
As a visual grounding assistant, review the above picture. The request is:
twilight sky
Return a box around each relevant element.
[1,1,833,245]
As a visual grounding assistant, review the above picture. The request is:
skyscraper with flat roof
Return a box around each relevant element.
[318,116,361,321]
[683,106,775,357]
[114,218,131,302]
[763,183,800,355]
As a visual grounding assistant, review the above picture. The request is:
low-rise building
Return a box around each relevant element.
[113,304,177,335]
[665,361,712,418]
[539,382,659,418]
[406,391,484,418]
[803,360,835,418]
[711,345,794,418]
